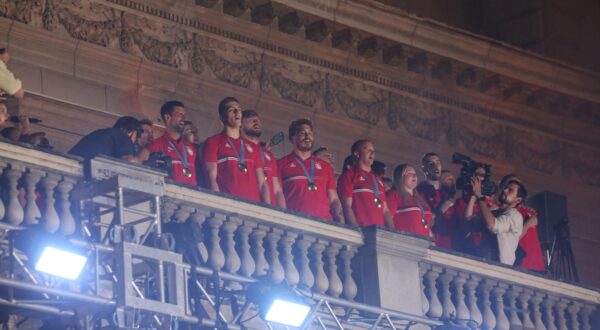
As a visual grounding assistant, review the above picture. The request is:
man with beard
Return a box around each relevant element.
[278,118,344,223]
[468,177,526,265]
[145,100,198,185]
[417,153,459,249]
[135,118,153,153]
[241,110,286,208]
[337,139,393,227]
[202,97,269,203]
[499,174,545,271]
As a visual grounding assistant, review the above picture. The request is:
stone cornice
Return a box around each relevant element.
[275,0,600,103]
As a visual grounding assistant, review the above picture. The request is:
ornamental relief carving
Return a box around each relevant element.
[506,128,562,175]
[325,75,388,125]
[192,34,261,90]
[56,8,120,47]
[261,56,326,109]
[448,115,507,160]
[564,145,600,188]
[388,93,449,143]
[0,0,43,25]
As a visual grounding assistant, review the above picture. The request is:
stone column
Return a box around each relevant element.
[357,227,431,315]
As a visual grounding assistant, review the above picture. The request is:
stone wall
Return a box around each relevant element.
[1,0,599,286]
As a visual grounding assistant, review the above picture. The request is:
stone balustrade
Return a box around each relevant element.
[1,140,599,328]
[421,249,600,330]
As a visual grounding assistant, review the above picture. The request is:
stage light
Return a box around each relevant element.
[247,281,312,328]
[35,246,87,280]
[264,298,311,327]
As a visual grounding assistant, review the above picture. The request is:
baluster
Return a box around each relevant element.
[340,246,357,301]
[554,299,568,330]
[57,176,77,235]
[452,272,470,325]
[566,302,581,330]
[205,212,225,271]
[296,235,315,290]
[41,173,61,233]
[171,205,194,252]
[518,289,535,330]
[542,295,557,330]
[173,205,194,223]
[265,228,284,283]
[23,169,43,226]
[4,164,24,225]
[222,216,241,274]
[280,231,299,286]
[506,286,523,329]
[424,266,443,318]
[492,283,509,330]
[310,239,329,294]
[480,279,497,330]
[439,269,457,319]
[250,224,269,277]
[419,266,430,316]
[236,220,256,277]
[325,242,343,298]
[465,275,482,327]
[190,210,209,262]
[580,305,595,330]
[530,293,547,330]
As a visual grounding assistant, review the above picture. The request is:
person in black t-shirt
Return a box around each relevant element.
[69,116,143,163]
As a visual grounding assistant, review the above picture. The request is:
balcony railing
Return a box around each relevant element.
[0,139,598,329]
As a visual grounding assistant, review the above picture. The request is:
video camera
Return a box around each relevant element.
[452,152,498,196]
[143,151,173,176]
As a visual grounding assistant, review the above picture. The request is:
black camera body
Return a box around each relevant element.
[452,152,498,196]
[144,152,173,176]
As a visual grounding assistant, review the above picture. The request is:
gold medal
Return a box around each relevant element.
[307,182,317,192]
[374,197,382,208]
[183,167,192,178]
[238,163,248,173]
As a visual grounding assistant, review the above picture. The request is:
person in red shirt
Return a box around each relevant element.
[386,164,433,238]
[499,174,546,271]
[241,109,286,208]
[278,118,344,223]
[202,97,269,203]
[143,101,198,186]
[337,139,394,228]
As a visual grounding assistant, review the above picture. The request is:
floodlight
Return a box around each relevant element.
[247,281,312,328]
[264,298,311,327]
[35,246,87,280]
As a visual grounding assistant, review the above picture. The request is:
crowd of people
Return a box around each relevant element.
[65,97,546,273]
[0,43,545,273]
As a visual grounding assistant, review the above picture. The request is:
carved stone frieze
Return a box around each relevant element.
[448,114,507,159]
[56,8,120,47]
[506,128,562,175]
[120,13,191,69]
[262,56,326,108]
[564,144,600,188]
[192,34,261,90]
[388,93,449,143]
[0,0,43,25]
[325,76,388,125]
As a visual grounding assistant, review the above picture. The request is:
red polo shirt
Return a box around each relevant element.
[147,133,198,186]
[278,153,336,221]
[247,140,280,206]
[202,133,263,202]
[387,190,433,237]
[417,181,459,250]
[516,205,545,271]
[337,167,386,227]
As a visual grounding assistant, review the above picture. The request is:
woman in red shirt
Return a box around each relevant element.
[386,164,433,238]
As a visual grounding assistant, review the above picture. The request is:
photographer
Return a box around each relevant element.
[467,177,526,265]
